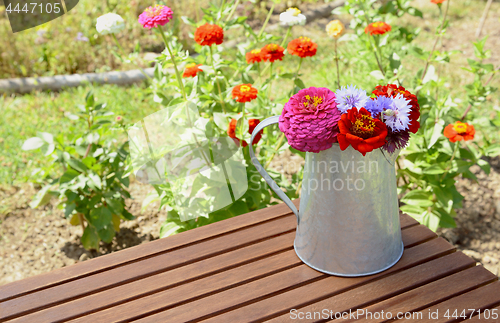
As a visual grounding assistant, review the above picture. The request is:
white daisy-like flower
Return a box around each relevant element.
[279,8,306,27]
[383,94,411,131]
[334,85,369,114]
[96,13,125,35]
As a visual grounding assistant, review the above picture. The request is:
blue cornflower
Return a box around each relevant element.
[334,85,369,114]
[365,95,392,118]
[383,94,411,131]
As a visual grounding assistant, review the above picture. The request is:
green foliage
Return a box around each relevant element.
[22,92,134,249]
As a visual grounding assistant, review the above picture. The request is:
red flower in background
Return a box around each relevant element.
[260,44,285,63]
[287,37,317,58]
[444,121,475,142]
[194,23,224,46]
[246,49,263,64]
[182,63,203,78]
[337,107,388,156]
[232,84,258,103]
[364,22,391,35]
[431,0,446,4]
[227,118,263,147]
[372,84,420,133]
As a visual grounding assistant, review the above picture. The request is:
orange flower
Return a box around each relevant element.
[232,84,258,103]
[260,44,285,63]
[443,121,475,142]
[227,118,263,147]
[431,0,446,3]
[194,23,224,46]
[182,63,203,78]
[287,37,317,58]
[364,21,392,36]
[246,49,263,64]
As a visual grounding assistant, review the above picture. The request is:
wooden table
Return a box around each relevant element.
[1,200,499,323]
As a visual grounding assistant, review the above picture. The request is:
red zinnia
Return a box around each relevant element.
[232,84,258,103]
[194,23,224,46]
[443,121,475,143]
[372,84,420,133]
[227,118,263,147]
[337,107,388,156]
[260,44,285,63]
[431,0,446,3]
[364,21,391,36]
[182,63,203,78]
[246,49,263,64]
[287,36,317,58]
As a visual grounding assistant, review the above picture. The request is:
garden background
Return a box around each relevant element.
[1,0,500,285]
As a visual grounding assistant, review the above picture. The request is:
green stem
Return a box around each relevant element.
[257,2,275,39]
[370,35,385,76]
[216,0,227,24]
[225,0,240,22]
[441,141,459,181]
[239,103,246,147]
[334,39,341,89]
[158,26,187,100]
[210,46,227,113]
[267,62,274,101]
[140,119,163,181]
[291,57,303,95]
[265,133,285,168]
[280,26,292,48]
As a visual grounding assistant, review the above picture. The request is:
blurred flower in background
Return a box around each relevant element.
[96,13,125,35]
[326,20,345,39]
[138,4,173,29]
[75,32,89,42]
[279,7,306,26]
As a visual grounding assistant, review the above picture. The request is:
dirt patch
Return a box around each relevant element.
[0,181,167,286]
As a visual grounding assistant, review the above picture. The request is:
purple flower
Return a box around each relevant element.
[365,95,392,118]
[383,94,411,131]
[75,32,89,42]
[334,85,369,114]
[279,87,341,153]
[382,129,410,153]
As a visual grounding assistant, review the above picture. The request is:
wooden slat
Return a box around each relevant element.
[399,212,419,229]
[200,251,473,323]
[336,265,498,323]
[402,281,500,323]
[1,214,297,321]
[129,237,453,323]
[7,233,298,323]
[401,225,436,248]
[0,200,299,302]
[463,305,500,322]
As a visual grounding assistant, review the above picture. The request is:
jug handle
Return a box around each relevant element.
[248,116,299,220]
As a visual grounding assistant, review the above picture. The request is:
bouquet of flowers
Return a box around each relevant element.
[279,84,421,156]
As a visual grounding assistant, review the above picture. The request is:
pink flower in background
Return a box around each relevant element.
[279,87,341,153]
[138,5,173,29]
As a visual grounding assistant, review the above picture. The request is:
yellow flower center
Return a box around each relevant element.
[186,63,197,68]
[145,4,164,17]
[251,49,261,54]
[240,85,251,92]
[303,95,323,108]
[267,44,279,52]
[372,22,385,28]
[453,122,467,134]
[299,36,311,42]
[352,114,376,138]
[287,8,301,16]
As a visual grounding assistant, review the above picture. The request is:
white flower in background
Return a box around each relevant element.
[96,13,125,35]
[279,7,306,27]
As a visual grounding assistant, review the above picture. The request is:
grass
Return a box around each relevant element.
[1,0,500,186]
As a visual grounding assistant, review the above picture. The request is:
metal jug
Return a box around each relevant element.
[249,116,404,277]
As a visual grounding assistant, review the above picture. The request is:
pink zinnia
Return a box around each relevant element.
[138,5,173,29]
[279,87,342,153]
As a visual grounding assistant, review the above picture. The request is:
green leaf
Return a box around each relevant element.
[422,164,446,175]
[106,198,124,215]
[160,221,184,238]
[37,132,54,144]
[81,226,100,250]
[422,210,440,232]
[369,70,385,80]
[64,203,76,219]
[60,169,80,184]
[484,144,500,157]
[40,143,56,156]
[121,209,135,220]
[294,78,306,90]
[213,112,229,131]
[427,119,444,149]
[68,158,89,172]
[98,225,115,243]
[401,190,433,207]
[88,207,113,230]
[22,137,44,151]
[30,185,56,208]
[477,159,490,175]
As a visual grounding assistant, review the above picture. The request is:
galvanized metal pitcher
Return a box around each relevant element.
[249,116,404,277]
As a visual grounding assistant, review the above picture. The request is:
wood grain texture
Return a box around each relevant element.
[336,265,498,323]
[0,200,300,303]
[402,281,500,323]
